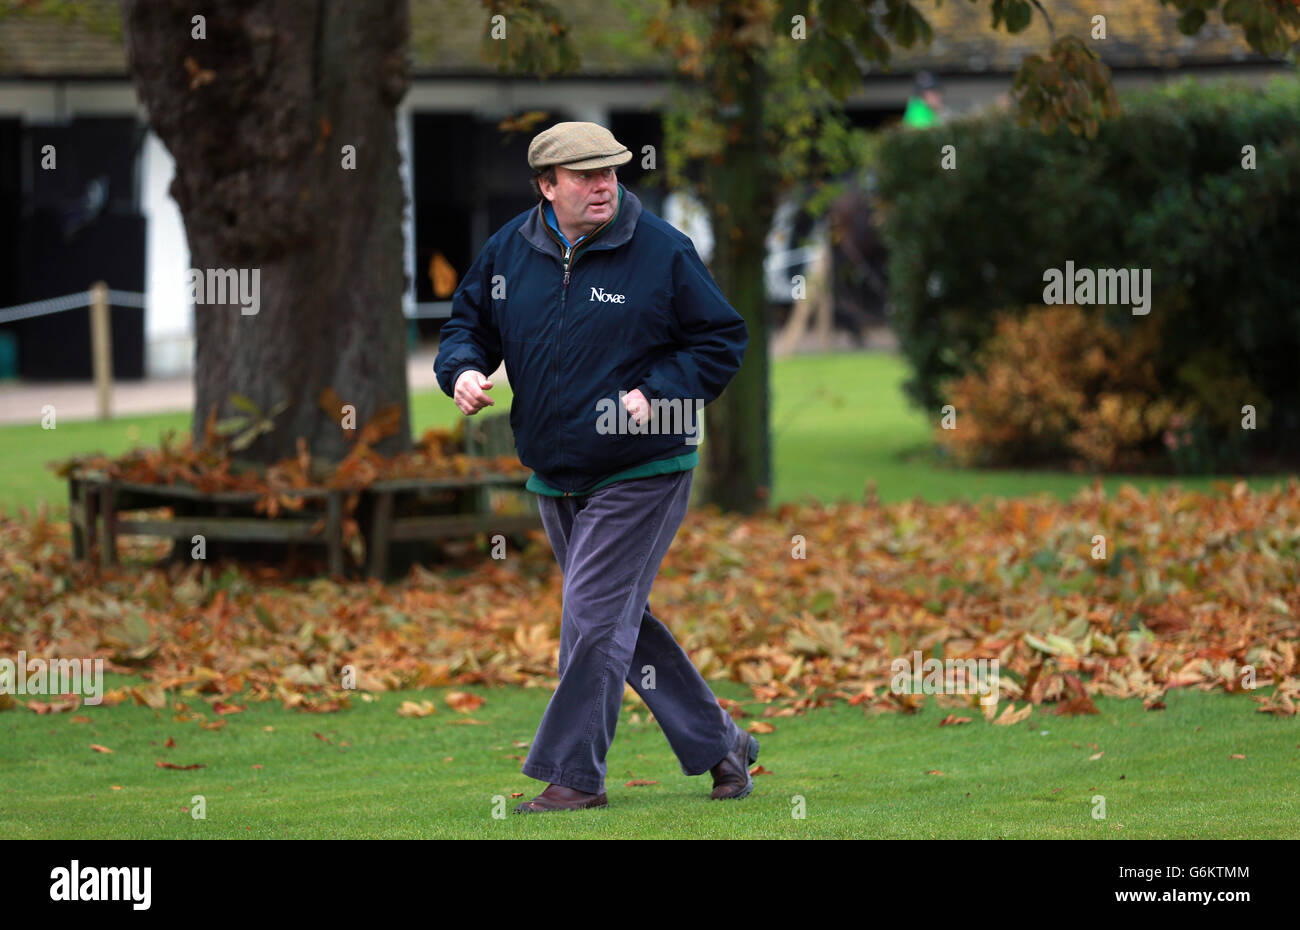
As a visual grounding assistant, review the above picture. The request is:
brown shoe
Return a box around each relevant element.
[514,783,608,813]
[710,730,760,800]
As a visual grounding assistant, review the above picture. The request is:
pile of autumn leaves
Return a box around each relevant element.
[50,408,528,528]
[2,478,1298,727]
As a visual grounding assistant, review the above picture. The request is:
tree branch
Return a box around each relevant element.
[1029,0,1056,45]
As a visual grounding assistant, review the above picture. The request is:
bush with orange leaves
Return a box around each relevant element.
[937,305,1199,471]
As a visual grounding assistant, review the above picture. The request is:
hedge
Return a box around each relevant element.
[874,76,1300,468]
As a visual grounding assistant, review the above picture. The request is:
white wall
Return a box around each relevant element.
[140,131,192,378]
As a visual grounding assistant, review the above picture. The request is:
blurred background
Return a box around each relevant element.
[0,0,1295,512]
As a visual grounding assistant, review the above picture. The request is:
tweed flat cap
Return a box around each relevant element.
[528,121,633,171]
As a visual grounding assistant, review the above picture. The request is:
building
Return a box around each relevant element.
[0,0,1286,378]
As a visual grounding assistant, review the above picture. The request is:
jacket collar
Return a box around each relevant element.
[519,183,642,260]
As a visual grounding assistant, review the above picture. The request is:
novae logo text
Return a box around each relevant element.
[589,287,626,303]
[50,860,151,910]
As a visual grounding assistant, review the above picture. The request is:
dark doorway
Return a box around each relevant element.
[9,116,146,380]
[607,109,664,215]
[411,112,541,340]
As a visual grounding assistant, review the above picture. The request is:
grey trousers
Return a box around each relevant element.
[520,468,742,795]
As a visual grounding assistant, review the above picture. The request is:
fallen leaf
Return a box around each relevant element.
[1230,753,1246,759]
[70,715,92,724]
[750,765,772,776]
[1089,751,1104,761]
[991,703,1033,726]
[397,700,436,718]
[451,717,488,725]
[26,697,80,714]
[926,769,944,775]
[939,714,972,726]
[748,721,775,734]
[130,686,167,710]
[624,779,659,786]
[446,691,485,713]
[164,736,175,748]
[90,744,113,754]
[155,760,205,770]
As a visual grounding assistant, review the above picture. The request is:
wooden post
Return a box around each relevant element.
[367,490,394,580]
[69,476,85,560]
[326,491,343,577]
[811,241,833,351]
[774,293,814,355]
[83,476,99,566]
[99,481,117,569]
[89,282,113,421]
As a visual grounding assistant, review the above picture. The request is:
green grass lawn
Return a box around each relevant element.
[2,676,1294,839]
[3,351,1295,840]
[0,351,1291,518]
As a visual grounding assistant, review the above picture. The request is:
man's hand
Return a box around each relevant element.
[454,370,495,416]
[621,388,649,425]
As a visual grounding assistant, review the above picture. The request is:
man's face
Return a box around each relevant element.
[540,165,617,235]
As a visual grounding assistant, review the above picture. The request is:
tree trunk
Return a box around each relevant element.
[699,5,774,514]
[121,0,413,465]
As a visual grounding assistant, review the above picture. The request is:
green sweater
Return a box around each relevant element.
[526,451,698,497]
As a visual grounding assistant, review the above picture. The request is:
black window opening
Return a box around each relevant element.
[4,116,146,380]
[411,112,538,341]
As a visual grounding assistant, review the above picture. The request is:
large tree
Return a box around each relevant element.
[121,0,414,464]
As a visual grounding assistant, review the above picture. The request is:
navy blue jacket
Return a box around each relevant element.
[434,184,748,494]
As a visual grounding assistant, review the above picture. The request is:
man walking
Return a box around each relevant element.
[435,121,757,813]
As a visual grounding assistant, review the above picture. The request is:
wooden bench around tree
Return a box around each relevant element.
[66,413,540,578]
[67,469,347,574]
[66,467,539,579]
[363,473,538,579]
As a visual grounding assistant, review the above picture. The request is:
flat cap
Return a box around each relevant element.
[528,121,633,171]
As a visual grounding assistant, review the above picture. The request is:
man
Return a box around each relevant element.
[902,71,945,128]
[434,121,757,813]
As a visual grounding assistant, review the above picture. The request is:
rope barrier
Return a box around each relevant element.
[0,289,146,325]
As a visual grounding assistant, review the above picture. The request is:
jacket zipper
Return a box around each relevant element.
[557,242,572,494]
[540,201,617,496]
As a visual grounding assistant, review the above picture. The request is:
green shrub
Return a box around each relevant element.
[875,76,1300,468]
